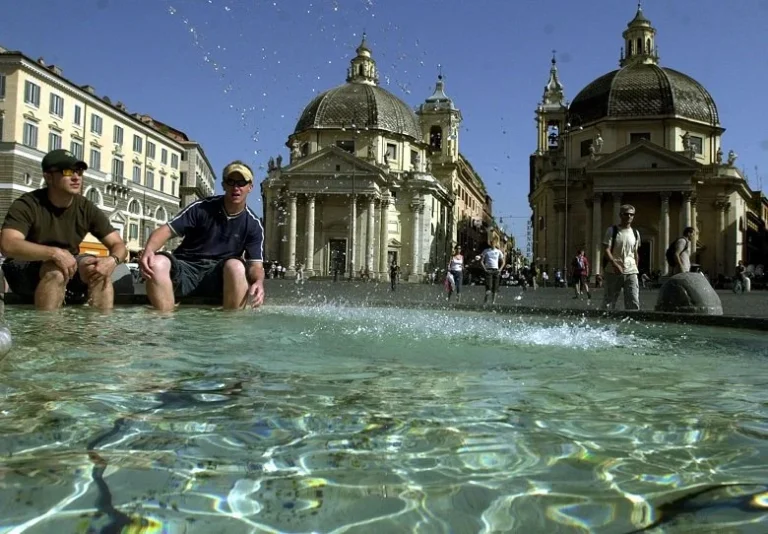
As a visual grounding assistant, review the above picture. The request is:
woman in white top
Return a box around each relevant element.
[447,245,464,300]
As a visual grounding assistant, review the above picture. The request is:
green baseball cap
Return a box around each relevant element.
[41,149,88,172]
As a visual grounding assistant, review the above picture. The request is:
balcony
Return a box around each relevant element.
[105,174,131,200]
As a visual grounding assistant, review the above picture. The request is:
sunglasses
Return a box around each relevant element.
[50,168,85,177]
[224,178,250,188]
[621,212,635,217]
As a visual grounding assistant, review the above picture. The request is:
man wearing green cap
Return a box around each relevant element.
[0,149,128,310]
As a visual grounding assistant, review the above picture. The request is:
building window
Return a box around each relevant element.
[86,188,100,205]
[129,223,139,240]
[429,126,442,150]
[0,74,5,99]
[112,158,124,179]
[171,154,179,169]
[171,180,176,196]
[128,200,140,214]
[386,143,397,161]
[48,132,62,151]
[147,141,156,159]
[301,142,309,157]
[336,140,355,153]
[146,170,155,189]
[73,104,82,126]
[630,132,650,144]
[160,175,165,192]
[70,140,84,160]
[180,171,187,186]
[690,135,703,154]
[113,125,124,146]
[0,115,3,142]
[132,165,141,184]
[143,226,152,243]
[133,135,142,154]
[161,148,168,165]
[49,94,64,118]
[90,149,101,171]
[90,114,103,135]
[24,81,40,107]
[23,122,38,148]
[580,139,593,157]
[410,149,418,166]
[24,173,32,186]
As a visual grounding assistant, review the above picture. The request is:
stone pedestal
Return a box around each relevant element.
[654,272,722,315]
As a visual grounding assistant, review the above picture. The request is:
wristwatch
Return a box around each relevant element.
[109,254,122,265]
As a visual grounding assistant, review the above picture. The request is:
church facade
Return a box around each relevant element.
[529,5,766,281]
[261,36,492,280]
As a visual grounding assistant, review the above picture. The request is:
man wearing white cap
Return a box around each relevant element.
[140,160,265,311]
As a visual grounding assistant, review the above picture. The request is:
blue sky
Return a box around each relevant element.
[2,0,767,250]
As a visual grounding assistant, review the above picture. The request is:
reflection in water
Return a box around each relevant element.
[0,305,766,532]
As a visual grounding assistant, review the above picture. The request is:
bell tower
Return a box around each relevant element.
[535,51,568,155]
[417,69,462,167]
[619,3,659,67]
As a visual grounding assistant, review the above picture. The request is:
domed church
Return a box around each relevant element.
[529,5,764,281]
[262,36,492,280]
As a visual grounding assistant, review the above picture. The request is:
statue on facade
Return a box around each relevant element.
[268,157,275,171]
[290,139,301,160]
[727,149,738,167]
[716,146,723,165]
[367,138,376,161]
[593,131,604,154]
[383,152,389,166]
[413,151,421,169]
[425,159,432,173]
[276,154,283,168]
[680,131,691,151]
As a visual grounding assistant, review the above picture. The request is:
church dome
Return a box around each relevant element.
[294,83,423,140]
[294,34,422,141]
[569,63,720,126]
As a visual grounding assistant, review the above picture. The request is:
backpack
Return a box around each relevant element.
[665,238,688,267]
[603,225,639,268]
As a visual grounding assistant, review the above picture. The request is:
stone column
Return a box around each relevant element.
[681,191,693,230]
[348,194,357,278]
[379,195,390,274]
[715,200,730,275]
[592,193,603,277]
[287,193,297,275]
[584,197,593,265]
[270,199,281,263]
[555,203,565,274]
[659,192,671,275]
[365,195,375,275]
[690,196,698,256]
[410,196,422,280]
[612,192,623,223]
[305,194,316,275]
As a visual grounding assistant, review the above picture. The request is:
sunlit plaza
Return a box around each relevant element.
[0,2,767,533]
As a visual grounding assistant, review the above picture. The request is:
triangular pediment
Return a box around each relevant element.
[590,140,700,172]
[284,145,384,176]
[109,210,127,223]
[388,238,401,247]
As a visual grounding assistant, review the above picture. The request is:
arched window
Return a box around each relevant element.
[358,65,363,76]
[646,38,651,54]
[429,126,443,150]
[155,206,168,222]
[637,38,642,54]
[86,187,101,205]
[128,199,141,214]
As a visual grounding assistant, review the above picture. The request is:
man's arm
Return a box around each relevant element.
[246,261,265,284]
[100,230,128,263]
[0,228,59,262]
[144,225,174,254]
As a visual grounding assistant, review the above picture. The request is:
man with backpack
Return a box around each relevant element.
[666,226,694,275]
[570,249,591,301]
[602,204,641,310]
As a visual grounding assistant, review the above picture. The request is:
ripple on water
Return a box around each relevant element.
[0,305,767,532]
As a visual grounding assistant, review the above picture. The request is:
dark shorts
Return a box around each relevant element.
[161,253,245,298]
[485,269,500,293]
[2,256,91,304]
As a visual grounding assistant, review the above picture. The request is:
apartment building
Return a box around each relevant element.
[0,46,193,256]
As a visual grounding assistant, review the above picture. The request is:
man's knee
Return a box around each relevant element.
[39,261,67,285]
[150,255,173,279]
[222,259,246,279]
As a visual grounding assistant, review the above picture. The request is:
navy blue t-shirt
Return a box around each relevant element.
[168,196,264,263]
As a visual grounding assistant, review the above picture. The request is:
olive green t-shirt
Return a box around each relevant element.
[2,189,115,255]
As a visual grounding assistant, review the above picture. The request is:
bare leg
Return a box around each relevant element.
[35,261,67,311]
[222,259,248,310]
[146,255,176,312]
[77,257,114,310]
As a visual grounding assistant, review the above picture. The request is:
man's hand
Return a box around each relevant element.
[84,256,117,286]
[139,250,157,280]
[612,259,624,274]
[247,279,264,308]
[51,248,78,279]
